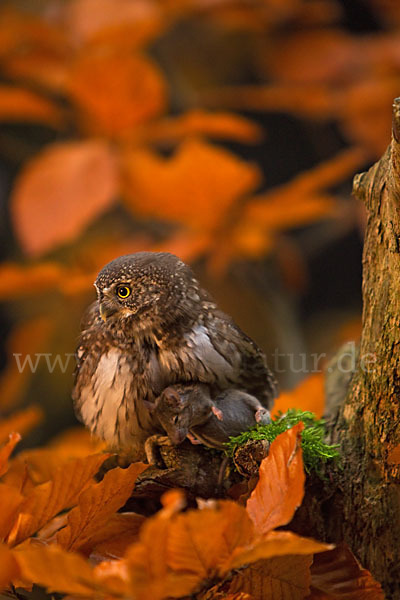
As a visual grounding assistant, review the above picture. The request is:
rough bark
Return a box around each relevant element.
[322,98,400,598]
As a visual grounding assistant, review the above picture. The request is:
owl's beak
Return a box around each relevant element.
[99,302,117,322]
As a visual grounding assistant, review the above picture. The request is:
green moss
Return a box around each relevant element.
[225,408,340,475]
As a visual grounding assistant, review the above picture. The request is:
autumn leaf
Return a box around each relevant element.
[228,531,332,571]
[0,406,43,445]
[273,374,326,419]
[167,500,255,578]
[0,433,21,477]
[64,0,163,48]
[7,453,108,546]
[310,543,385,599]
[134,109,263,145]
[228,556,313,600]
[0,86,63,126]
[11,140,119,256]
[0,263,65,299]
[68,50,167,137]
[14,543,98,596]
[122,138,261,231]
[56,462,147,551]
[0,317,54,410]
[246,423,305,534]
[81,512,146,560]
[0,543,20,590]
[0,484,23,542]
[121,504,201,600]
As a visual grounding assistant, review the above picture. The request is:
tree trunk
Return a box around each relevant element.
[325,98,400,598]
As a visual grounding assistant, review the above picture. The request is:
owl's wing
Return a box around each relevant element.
[204,310,278,409]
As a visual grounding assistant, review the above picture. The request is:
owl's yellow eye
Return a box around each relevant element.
[116,285,131,299]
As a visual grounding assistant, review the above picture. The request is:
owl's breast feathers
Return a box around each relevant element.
[73,300,277,457]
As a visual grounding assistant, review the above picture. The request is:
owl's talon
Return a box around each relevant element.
[144,434,171,465]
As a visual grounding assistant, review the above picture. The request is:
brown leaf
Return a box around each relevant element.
[56,462,147,551]
[122,138,260,231]
[0,484,23,541]
[228,531,332,571]
[246,423,305,534]
[14,543,97,596]
[228,556,313,600]
[0,543,20,590]
[68,50,167,137]
[80,512,145,560]
[0,263,64,299]
[310,543,385,599]
[64,0,163,47]
[167,500,255,578]
[12,140,118,256]
[0,317,53,410]
[134,110,263,145]
[7,453,108,546]
[0,433,21,477]
[272,374,326,419]
[0,406,43,445]
[0,86,63,126]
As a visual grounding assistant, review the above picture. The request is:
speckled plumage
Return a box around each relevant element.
[73,252,277,459]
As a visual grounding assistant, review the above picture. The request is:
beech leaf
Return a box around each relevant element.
[122,138,261,231]
[246,423,305,534]
[0,406,43,445]
[56,462,147,551]
[0,433,21,477]
[68,51,167,137]
[12,140,118,256]
[7,453,108,546]
[310,543,385,599]
[0,86,63,126]
[0,543,20,590]
[14,543,97,596]
[228,556,313,600]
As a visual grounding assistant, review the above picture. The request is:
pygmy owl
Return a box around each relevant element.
[73,252,277,459]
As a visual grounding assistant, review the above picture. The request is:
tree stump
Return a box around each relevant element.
[322,97,400,597]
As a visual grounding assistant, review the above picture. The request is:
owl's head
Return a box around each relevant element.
[94,252,203,337]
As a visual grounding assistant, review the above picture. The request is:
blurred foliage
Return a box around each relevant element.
[0,0,393,438]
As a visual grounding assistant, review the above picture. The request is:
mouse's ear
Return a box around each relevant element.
[162,387,184,408]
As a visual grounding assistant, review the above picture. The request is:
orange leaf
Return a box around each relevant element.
[0,406,43,445]
[0,433,21,477]
[167,501,255,578]
[64,0,163,48]
[68,50,167,137]
[56,462,147,551]
[273,374,326,419]
[3,51,70,93]
[246,423,305,534]
[0,86,63,126]
[135,110,263,145]
[7,453,108,546]
[14,543,97,596]
[0,543,19,590]
[228,555,312,600]
[0,484,23,541]
[228,531,332,571]
[0,317,53,410]
[0,263,65,299]
[12,140,118,256]
[310,543,385,599]
[81,512,145,560]
[122,138,260,231]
